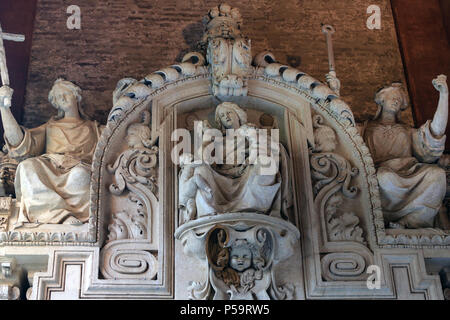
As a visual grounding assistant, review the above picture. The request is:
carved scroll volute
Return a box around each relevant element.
[181,220,296,300]
[100,110,160,280]
[206,226,231,273]
[310,114,373,281]
[206,226,241,293]
[310,115,360,242]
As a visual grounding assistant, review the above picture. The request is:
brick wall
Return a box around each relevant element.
[22,0,413,127]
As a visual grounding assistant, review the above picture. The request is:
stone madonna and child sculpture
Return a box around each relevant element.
[356,75,449,229]
[178,102,293,225]
[0,79,103,228]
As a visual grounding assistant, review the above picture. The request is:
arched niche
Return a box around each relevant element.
[81,60,387,298]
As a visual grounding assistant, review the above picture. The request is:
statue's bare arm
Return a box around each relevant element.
[0,86,24,147]
[430,75,449,137]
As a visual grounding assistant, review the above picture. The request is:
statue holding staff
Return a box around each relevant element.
[0,79,103,227]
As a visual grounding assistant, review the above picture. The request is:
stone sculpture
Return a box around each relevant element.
[202,4,252,96]
[178,153,213,225]
[0,2,448,301]
[0,79,103,228]
[360,76,449,229]
[178,102,293,223]
[181,221,298,300]
[101,109,159,281]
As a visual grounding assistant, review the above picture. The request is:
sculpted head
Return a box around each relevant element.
[126,111,152,148]
[48,79,88,120]
[215,102,247,130]
[127,124,151,148]
[229,240,252,272]
[314,125,337,152]
[374,82,408,120]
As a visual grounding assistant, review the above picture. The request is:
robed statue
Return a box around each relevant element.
[0,79,103,228]
[360,76,449,229]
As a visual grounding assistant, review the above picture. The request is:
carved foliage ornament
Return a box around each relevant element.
[100,110,159,280]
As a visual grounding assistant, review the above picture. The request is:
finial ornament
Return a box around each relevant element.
[202,3,251,97]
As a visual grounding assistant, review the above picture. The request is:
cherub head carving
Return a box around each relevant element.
[229,239,253,272]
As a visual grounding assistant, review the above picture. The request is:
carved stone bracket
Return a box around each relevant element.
[175,213,300,300]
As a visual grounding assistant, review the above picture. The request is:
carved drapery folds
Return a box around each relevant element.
[100,110,159,280]
[174,102,300,300]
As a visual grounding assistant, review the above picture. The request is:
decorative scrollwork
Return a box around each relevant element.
[325,194,365,243]
[310,153,359,199]
[187,222,297,300]
[321,252,366,281]
[188,278,212,300]
[107,196,147,242]
[101,241,158,280]
[108,147,158,196]
[311,114,358,199]
[310,114,371,281]
[101,110,160,280]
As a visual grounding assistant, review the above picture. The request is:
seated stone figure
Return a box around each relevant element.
[178,153,213,224]
[178,102,293,222]
[359,75,448,229]
[0,79,103,228]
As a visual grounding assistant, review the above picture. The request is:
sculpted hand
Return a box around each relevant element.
[204,186,213,200]
[432,75,448,94]
[325,71,341,95]
[0,86,13,108]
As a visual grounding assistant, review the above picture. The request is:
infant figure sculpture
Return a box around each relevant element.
[360,75,449,229]
[178,153,213,225]
[0,79,103,228]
